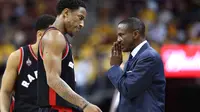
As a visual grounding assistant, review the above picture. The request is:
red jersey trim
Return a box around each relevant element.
[49,88,56,106]
[62,43,69,60]
[9,100,14,112]
[28,45,38,60]
[39,41,44,60]
[18,47,24,74]
[51,105,72,112]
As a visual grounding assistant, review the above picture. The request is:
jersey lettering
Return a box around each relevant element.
[34,71,38,78]
[21,70,38,88]
[21,81,29,88]
[27,74,35,82]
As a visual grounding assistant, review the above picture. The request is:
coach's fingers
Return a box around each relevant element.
[117,41,122,56]
[111,46,114,56]
[113,42,117,56]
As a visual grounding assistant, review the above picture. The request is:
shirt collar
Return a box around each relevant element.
[131,40,147,58]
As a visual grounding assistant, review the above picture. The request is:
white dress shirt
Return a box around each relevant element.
[131,40,147,58]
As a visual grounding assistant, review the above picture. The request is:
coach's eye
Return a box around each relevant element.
[78,15,84,20]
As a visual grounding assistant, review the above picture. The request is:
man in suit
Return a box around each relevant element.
[107,17,166,112]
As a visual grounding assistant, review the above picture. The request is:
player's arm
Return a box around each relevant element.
[1,50,20,112]
[43,31,89,109]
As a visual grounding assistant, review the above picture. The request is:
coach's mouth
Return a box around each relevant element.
[121,45,123,50]
[121,43,124,50]
[77,26,82,31]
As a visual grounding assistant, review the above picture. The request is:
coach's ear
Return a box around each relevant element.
[37,30,44,40]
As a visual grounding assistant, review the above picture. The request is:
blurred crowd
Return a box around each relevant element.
[0,0,200,111]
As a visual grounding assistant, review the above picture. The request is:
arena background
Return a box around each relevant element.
[0,0,200,112]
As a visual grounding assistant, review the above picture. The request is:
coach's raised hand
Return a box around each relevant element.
[110,41,123,66]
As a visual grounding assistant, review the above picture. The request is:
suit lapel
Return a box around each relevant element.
[125,43,150,71]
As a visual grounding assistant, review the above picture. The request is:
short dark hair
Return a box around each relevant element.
[35,14,55,31]
[119,17,145,36]
[56,0,86,15]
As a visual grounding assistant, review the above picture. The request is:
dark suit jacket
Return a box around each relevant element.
[107,43,166,112]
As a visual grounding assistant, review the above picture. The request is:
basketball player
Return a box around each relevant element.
[0,14,56,112]
[37,0,102,112]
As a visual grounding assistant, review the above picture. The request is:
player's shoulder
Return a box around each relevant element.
[7,48,22,66]
[44,30,65,41]
[9,49,21,60]
[42,30,66,48]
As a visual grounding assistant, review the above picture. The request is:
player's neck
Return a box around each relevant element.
[30,43,38,57]
[51,18,65,34]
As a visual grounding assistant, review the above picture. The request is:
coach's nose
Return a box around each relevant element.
[79,20,84,29]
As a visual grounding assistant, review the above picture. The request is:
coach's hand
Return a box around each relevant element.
[83,103,102,112]
[110,41,123,66]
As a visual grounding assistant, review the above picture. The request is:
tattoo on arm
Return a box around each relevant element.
[50,76,88,109]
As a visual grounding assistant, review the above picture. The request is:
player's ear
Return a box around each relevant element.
[37,30,43,39]
[62,8,70,18]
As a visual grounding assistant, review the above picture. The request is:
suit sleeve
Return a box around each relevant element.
[107,56,156,99]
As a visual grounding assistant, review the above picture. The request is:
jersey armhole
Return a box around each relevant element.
[39,27,69,60]
[40,37,69,60]
[62,42,69,60]
[17,47,24,74]
[39,27,57,60]
[39,41,44,60]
